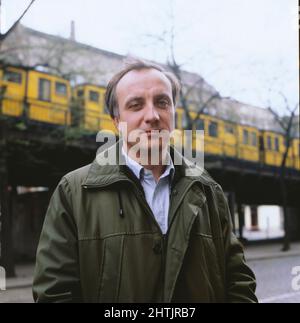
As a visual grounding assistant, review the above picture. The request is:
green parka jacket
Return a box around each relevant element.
[33,145,257,303]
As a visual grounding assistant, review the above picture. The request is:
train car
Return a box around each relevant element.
[0,64,71,126]
[200,114,224,156]
[177,108,258,160]
[192,112,260,162]
[260,131,294,168]
[176,109,223,155]
[222,121,238,158]
[0,65,27,117]
[237,125,260,162]
[27,69,71,125]
[74,84,116,133]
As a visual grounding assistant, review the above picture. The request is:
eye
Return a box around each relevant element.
[157,99,170,109]
[129,102,143,110]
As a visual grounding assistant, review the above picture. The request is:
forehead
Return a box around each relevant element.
[116,68,172,99]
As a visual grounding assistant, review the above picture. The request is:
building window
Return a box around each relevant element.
[55,82,67,96]
[274,137,280,152]
[243,129,249,145]
[208,121,218,137]
[195,118,205,130]
[4,70,22,84]
[89,90,100,103]
[225,124,234,134]
[251,132,257,146]
[267,136,272,150]
[38,78,51,101]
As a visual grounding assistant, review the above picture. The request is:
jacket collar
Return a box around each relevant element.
[82,140,214,189]
[82,141,128,188]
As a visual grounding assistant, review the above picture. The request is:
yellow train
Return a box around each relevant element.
[73,84,114,132]
[0,64,299,171]
[0,64,115,132]
[0,65,71,125]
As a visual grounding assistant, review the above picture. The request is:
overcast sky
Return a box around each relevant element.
[2,0,299,114]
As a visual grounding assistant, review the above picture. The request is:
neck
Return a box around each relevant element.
[123,143,169,182]
[143,164,166,182]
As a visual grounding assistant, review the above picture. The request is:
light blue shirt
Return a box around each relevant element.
[122,149,175,234]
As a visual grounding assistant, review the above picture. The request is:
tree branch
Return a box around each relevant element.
[0,0,36,41]
[192,93,221,126]
[268,106,287,131]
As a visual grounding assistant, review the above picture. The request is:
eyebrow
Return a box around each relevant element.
[154,93,172,100]
[124,92,172,107]
[124,96,144,107]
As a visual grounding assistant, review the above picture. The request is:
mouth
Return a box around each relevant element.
[144,129,162,133]
[144,130,162,137]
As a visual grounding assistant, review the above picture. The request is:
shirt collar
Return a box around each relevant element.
[121,147,175,182]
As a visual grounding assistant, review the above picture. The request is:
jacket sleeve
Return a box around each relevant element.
[215,185,258,303]
[32,177,82,303]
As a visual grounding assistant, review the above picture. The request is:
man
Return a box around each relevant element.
[33,60,257,303]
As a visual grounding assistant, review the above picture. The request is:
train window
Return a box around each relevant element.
[274,137,280,152]
[209,121,218,137]
[77,89,84,97]
[4,70,22,84]
[243,129,249,145]
[38,78,51,101]
[251,132,257,146]
[267,136,272,150]
[89,90,100,103]
[225,124,234,134]
[55,82,67,96]
[195,118,205,130]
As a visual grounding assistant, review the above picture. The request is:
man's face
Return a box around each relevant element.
[114,68,175,160]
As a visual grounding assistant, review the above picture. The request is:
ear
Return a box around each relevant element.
[113,116,120,132]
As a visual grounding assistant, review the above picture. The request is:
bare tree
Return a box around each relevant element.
[0,0,36,44]
[142,2,220,135]
[267,93,299,251]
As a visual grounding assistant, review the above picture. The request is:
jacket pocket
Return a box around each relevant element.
[98,235,125,303]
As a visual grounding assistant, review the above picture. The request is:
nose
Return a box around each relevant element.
[144,104,160,124]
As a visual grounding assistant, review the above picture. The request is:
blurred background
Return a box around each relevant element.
[0,0,299,303]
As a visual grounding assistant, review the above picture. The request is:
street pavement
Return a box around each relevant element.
[1,242,299,303]
[0,263,34,303]
[247,255,300,303]
[0,287,33,303]
[244,242,300,303]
